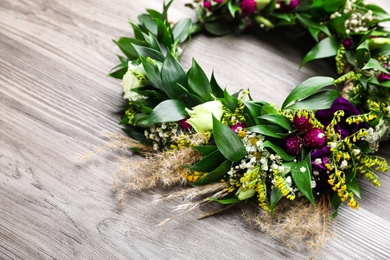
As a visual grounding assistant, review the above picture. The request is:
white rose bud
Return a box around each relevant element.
[185,100,224,133]
[121,62,146,101]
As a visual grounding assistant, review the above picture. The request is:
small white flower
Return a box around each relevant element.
[285,176,292,184]
[315,158,322,165]
[311,181,317,189]
[261,164,269,171]
[353,149,361,155]
[269,154,275,160]
[313,171,320,176]
[330,142,337,149]
[340,160,348,170]
[300,166,306,173]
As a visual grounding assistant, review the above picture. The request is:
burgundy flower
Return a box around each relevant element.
[179,118,192,130]
[315,97,362,138]
[231,122,246,133]
[203,1,212,9]
[304,128,326,149]
[279,0,299,11]
[292,114,312,132]
[378,72,390,82]
[342,38,353,50]
[241,0,256,14]
[214,0,224,3]
[284,135,302,155]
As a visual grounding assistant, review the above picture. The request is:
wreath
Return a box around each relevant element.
[108,0,390,249]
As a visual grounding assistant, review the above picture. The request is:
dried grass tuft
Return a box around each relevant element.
[244,195,336,253]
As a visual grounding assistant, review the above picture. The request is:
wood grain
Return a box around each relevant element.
[1,0,390,259]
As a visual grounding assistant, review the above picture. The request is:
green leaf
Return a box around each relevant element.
[189,150,226,172]
[113,37,146,60]
[263,140,295,161]
[172,18,192,44]
[208,196,239,205]
[282,76,335,109]
[362,58,389,73]
[137,99,187,126]
[140,56,164,90]
[132,44,165,62]
[161,52,189,99]
[138,14,158,35]
[221,89,238,112]
[213,116,246,162]
[301,37,339,66]
[142,32,162,53]
[146,9,163,20]
[187,59,213,102]
[193,146,218,156]
[258,114,293,131]
[244,101,263,125]
[204,20,231,36]
[290,161,316,206]
[210,71,224,98]
[228,2,240,17]
[195,160,232,184]
[108,67,128,79]
[285,89,339,110]
[156,19,173,47]
[345,169,361,199]
[246,125,287,139]
[130,22,145,41]
[296,13,331,40]
[270,187,283,213]
[330,191,342,219]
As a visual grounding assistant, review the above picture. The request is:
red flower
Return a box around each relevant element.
[241,0,256,14]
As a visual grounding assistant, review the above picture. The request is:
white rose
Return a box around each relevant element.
[121,62,146,101]
[185,100,224,133]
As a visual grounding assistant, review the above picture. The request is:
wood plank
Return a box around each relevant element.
[1,0,389,259]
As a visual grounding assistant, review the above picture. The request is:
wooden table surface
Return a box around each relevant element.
[1,0,390,259]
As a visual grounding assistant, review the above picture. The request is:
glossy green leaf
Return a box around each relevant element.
[282,76,335,109]
[189,150,226,172]
[263,141,295,161]
[138,14,158,35]
[258,114,293,131]
[228,2,240,17]
[187,59,213,102]
[301,37,339,66]
[156,19,173,47]
[204,20,231,36]
[108,67,128,79]
[222,89,239,112]
[193,146,218,156]
[140,56,164,90]
[213,116,246,162]
[270,187,283,213]
[172,18,192,44]
[345,169,361,199]
[195,160,232,184]
[210,71,224,98]
[330,191,342,219]
[161,52,189,99]
[296,13,331,39]
[285,89,339,110]
[362,58,389,73]
[132,44,165,62]
[291,161,316,206]
[208,196,239,205]
[113,37,146,60]
[246,125,286,139]
[137,99,187,126]
[243,101,263,125]
[130,22,145,41]
[142,32,162,53]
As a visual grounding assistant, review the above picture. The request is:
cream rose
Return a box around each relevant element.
[185,100,224,133]
[121,62,146,101]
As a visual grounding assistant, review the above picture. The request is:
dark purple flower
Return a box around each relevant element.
[311,146,331,172]
[292,114,312,132]
[283,135,302,155]
[342,38,353,49]
[203,1,212,9]
[179,118,192,130]
[315,97,362,138]
[279,0,299,11]
[311,146,332,191]
[241,0,256,14]
[304,128,326,149]
[378,72,390,82]
[231,122,246,133]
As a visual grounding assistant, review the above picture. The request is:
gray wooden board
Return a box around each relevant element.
[1,0,390,259]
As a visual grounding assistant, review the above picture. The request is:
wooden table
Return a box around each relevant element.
[1,0,390,259]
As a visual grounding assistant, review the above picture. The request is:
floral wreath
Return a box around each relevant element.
[109,0,390,248]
